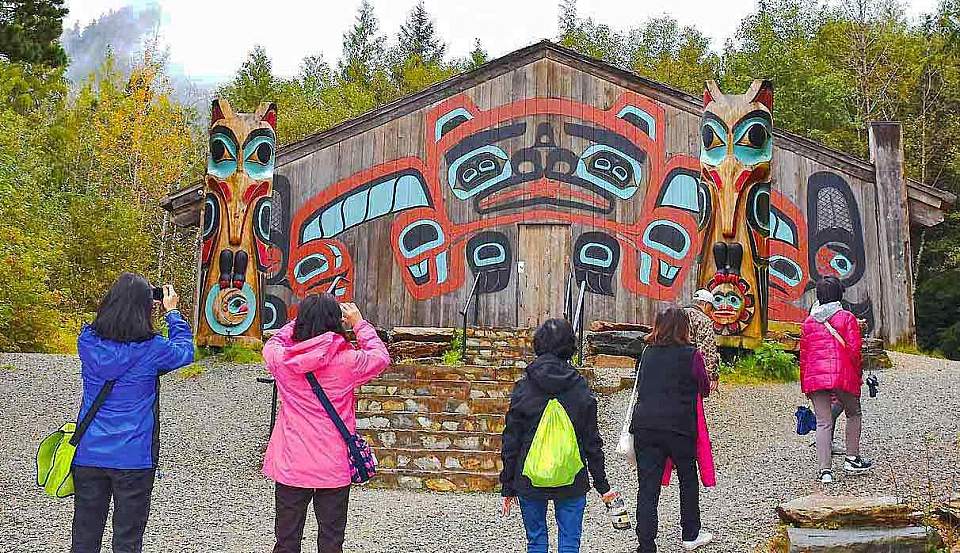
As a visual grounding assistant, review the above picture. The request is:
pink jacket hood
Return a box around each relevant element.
[799,304,863,397]
[262,319,390,488]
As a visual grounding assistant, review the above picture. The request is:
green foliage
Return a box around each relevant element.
[396,1,445,64]
[0,0,68,67]
[915,269,960,359]
[442,330,464,366]
[719,342,800,383]
[178,363,205,379]
[218,343,264,364]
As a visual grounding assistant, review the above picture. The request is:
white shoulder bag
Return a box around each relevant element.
[616,348,645,467]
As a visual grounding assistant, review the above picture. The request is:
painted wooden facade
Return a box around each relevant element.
[163,42,954,345]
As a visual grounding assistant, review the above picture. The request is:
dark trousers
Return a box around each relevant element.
[274,482,350,553]
[71,466,156,553]
[633,430,700,552]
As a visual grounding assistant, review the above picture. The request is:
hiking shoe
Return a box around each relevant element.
[682,531,714,550]
[844,456,873,473]
[819,469,833,484]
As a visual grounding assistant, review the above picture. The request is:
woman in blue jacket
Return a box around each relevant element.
[71,273,194,553]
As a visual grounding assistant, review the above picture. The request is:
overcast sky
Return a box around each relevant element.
[64,0,940,83]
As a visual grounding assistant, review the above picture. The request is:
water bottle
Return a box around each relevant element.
[604,492,631,530]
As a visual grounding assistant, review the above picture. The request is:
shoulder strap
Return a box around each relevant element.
[822,320,847,348]
[69,380,117,447]
[622,347,646,427]
[305,372,352,442]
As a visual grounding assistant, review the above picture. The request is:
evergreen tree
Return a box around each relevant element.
[339,0,385,84]
[466,38,488,70]
[218,45,278,112]
[397,1,445,63]
[0,0,68,66]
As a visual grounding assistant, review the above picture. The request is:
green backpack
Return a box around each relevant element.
[522,398,584,488]
[37,380,117,498]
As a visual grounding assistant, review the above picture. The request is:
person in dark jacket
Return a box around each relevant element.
[71,273,194,553]
[500,318,618,553]
[631,306,712,552]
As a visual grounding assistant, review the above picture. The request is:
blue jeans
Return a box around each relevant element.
[518,495,587,553]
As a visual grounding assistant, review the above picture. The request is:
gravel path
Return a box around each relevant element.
[1,351,958,553]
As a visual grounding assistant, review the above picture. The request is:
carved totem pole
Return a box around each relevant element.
[197,99,277,348]
[698,80,773,348]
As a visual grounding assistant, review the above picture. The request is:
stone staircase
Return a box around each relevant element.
[356,359,607,491]
[352,324,635,492]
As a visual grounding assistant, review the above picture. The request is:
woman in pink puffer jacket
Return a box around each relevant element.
[262,293,390,553]
[799,277,872,484]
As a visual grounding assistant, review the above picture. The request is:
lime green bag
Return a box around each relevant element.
[522,398,584,488]
[37,380,116,498]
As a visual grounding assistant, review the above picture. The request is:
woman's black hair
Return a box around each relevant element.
[533,318,577,360]
[815,276,844,304]
[90,272,156,342]
[293,293,346,342]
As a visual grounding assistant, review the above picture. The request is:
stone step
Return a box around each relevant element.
[786,526,937,552]
[359,380,511,400]
[362,428,501,451]
[357,395,510,415]
[376,363,598,384]
[367,468,500,492]
[356,410,505,433]
[378,364,525,382]
[375,447,503,473]
[777,495,923,528]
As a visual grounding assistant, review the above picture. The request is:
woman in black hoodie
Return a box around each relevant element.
[500,318,618,553]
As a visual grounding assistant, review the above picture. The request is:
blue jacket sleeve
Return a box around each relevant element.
[154,310,195,375]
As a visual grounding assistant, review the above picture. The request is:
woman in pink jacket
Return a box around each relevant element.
[800,277,871,484]
[262,293,390,553]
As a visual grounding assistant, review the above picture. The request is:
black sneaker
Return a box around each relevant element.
[844,455,873,473]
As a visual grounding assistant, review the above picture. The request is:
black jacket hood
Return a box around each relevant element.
[524,353,584,396]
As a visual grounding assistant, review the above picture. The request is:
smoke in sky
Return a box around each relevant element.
[60,3,212,107]
[61,3,163,83]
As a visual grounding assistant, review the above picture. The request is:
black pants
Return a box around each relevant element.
[71,466,156,553]
[633,430,700,552]
[274,482,350,553]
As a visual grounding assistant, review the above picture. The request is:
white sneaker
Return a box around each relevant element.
[682,530,714,550]
[819,469,833,484]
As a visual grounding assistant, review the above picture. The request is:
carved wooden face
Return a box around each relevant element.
[698,80,773,341]
[198,98,277,346]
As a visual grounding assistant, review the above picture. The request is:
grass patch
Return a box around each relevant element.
[178,363,205,379]
[0,363,16,371]
[219,343,264,364]
[719,341,799,384]
[888,342,945,359]
[194,343,263,364]
[441,330,464,366]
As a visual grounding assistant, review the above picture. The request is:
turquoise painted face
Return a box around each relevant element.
[699,112,772,168]
[207,127,275,180]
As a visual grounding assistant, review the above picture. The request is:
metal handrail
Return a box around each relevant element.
[572,278,587,334]
[571,278,588,366]
[459,273,483,360]
[563,275,572,321]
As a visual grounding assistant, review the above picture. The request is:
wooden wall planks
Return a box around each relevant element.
[273,56,902,338]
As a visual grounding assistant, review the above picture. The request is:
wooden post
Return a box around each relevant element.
[868,122,915,345]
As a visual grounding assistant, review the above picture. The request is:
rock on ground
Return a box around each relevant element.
[1,351,959,552]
